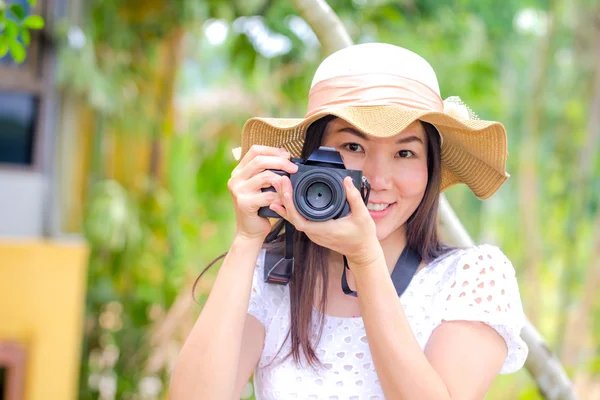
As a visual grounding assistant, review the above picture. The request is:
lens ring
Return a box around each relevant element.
[305,182,333,210]
[293,171,345,221]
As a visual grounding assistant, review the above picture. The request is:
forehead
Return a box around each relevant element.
[323,118,426,142]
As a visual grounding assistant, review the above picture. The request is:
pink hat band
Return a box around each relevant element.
[305,73,444,118]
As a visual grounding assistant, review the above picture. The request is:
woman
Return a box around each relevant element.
[170,43,528,400]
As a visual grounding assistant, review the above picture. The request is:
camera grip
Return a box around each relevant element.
[258,169,289,218]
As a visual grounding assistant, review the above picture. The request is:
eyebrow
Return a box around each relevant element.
[338,127,424,145]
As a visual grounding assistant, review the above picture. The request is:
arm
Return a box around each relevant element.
[169,236,265,400]
[350,250,508,400]
[233,313,265,397]
[170,145,297,399]
[350,243,527,400]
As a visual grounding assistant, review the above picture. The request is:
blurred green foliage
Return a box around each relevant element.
[58,0,600,399]
[0,0,44,62]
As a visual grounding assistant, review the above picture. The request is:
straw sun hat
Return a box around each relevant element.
[233,43,509,199]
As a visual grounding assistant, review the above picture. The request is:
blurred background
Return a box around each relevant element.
[0,0,598,399]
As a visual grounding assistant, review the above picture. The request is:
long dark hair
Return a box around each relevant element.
[193,115,450,369]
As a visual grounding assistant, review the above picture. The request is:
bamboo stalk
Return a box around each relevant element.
[289,0,352,53]
[291,0,579,398]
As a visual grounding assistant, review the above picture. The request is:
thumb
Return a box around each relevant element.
[344,176,368,216]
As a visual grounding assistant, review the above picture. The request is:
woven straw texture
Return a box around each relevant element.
[240,105,509,200]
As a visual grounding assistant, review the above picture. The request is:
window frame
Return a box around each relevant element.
[0,341,27,400]
[0,0,53,173]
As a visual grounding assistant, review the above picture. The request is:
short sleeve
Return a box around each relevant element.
[247,249,268,326]
[438,244,528,374]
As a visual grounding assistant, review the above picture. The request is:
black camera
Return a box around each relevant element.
[258,146,370,222]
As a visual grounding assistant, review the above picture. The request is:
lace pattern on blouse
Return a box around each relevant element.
[247,245,528,400]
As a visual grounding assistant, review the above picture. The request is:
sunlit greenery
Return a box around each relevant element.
[56,0,600,399]
[0,0,44,62]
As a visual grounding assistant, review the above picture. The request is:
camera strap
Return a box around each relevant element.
[341,246,421,298]
[265,174,372,286]
[264,221,295,284]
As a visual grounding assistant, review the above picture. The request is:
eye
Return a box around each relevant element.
[397,150,415,158]
[342,143,364,152]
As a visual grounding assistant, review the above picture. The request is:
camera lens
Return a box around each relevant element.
[305,182,333,210]
[293,171,345,221]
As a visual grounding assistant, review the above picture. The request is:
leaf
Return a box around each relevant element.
[23,15,44,29]
[21,28,30,46]
[8,39,25,63]
[0,37,8,57]
[5,18,18,38]
[27,0,37,6]
[10,4,25,20]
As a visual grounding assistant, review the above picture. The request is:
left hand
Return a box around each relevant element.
[269,175,383,267]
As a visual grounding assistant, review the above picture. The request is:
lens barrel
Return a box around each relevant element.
[293,171,345,221]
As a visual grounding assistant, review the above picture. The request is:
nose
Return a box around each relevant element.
[361,154,392,192]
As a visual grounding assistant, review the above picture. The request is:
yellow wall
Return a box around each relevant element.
[0,241,89,400]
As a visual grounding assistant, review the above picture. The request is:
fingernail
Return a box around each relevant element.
[281,151,290,157]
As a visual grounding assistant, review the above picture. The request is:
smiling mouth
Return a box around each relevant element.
[366,202,394,212]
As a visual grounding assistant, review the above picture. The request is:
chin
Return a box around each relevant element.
[375,230,389,242]
[374,222,403,242]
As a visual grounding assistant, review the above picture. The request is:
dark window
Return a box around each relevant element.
[0,0,46,169]
[0,92,38,165]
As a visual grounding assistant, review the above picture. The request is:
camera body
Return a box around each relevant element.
[258,146,365,222]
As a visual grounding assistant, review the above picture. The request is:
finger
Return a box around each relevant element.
[344,176,369,217]
[238,170,284,192]
[269,202,288,220]
[276,176,311,231]
[236,155,299,181]
[231,145,291,178]
[237,145,289,169]
[237,191,279,214]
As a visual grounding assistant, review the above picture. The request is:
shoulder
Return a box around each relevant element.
[432,244,515,289]
[431,244,528,373]
[433,244,519,312]
[458,244,512,269]
[435,243,511,265]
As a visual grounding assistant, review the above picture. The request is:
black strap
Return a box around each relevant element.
[341,246,422,297]
[264,221,295,284]
[265,176,370,285]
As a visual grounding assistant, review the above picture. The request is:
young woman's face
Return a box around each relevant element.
[321,118,429,242]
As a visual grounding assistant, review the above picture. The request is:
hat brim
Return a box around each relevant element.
[240,105,509,199]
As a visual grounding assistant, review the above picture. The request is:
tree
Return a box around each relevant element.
[0,0,44,63]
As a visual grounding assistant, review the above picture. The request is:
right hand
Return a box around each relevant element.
[228,145,299,241]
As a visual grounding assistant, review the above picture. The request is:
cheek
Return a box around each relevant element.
[393,164,428,197]
[337,152,362,170]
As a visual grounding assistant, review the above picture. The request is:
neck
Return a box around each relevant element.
[378,226,407,274]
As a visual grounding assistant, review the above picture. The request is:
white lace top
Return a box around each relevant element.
[247,244,528,400]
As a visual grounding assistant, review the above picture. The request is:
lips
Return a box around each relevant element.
[366,202,396,220]
[366,203,392,211]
